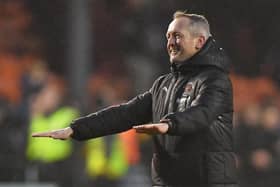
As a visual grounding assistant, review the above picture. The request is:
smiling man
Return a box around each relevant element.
[32,11,238,187]
[167,12,210,63]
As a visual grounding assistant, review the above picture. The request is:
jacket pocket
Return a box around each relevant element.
[205,152,237,184]
[152,152,204,185]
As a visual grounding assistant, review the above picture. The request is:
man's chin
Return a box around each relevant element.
[170,56,177,64]
[170,57,182,64]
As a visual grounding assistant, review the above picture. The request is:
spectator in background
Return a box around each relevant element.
[236,103,280,187]
[25,78,82,187]
[20,61,48,117]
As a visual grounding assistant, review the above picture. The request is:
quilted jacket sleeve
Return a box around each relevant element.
[70,91,152,140]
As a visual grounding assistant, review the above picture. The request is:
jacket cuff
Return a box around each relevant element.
[160,114,177,135]
[69,118,85,141]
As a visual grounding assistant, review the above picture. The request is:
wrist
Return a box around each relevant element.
[65,127,74,137]
[160,118,175,134]
[160,119,172,133]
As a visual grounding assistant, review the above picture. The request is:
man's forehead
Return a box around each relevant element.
[167,17,190,33]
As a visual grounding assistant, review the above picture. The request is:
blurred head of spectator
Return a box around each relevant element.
[30,76,65,117]
[240,104,261,127]
[261,104,280,130]
[22,60,49,98]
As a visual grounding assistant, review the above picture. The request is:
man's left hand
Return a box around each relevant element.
[133,123,169,135]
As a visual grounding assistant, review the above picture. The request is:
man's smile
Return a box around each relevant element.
[169,46,180,56]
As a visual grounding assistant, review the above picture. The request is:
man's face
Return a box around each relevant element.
[166,17,198,63]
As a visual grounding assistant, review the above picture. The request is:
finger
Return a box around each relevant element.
[32,132,52,137]
[133,126,143,130]
[133,125,145,129]
[133,124,154,129]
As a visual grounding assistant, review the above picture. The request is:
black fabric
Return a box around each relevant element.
[70,37,238,186]
[70,91,153,140]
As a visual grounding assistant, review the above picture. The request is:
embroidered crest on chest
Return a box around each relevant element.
[178,82,194,112]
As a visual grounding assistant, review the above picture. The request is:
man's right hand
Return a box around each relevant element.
[32,127,73,140]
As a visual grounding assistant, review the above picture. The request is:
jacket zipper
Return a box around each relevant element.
[163,72,178,115]
[168,73,183,113]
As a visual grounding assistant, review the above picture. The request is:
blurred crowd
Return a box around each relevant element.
[1,0,280,187]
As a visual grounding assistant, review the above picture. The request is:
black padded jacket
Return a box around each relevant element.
[70,37,238,187]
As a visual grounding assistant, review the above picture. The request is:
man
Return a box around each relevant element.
[33,11,238,187]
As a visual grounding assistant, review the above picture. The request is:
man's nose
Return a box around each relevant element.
[168,37,176,46]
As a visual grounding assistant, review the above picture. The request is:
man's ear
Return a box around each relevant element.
[195,35,206,50]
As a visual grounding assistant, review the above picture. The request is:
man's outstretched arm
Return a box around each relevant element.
[32,91,153,141]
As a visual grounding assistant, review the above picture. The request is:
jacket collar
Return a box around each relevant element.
[170,37,231,74]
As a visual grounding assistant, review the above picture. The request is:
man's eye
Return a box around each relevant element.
[175,34,181,39]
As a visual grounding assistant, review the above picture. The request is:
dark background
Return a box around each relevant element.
[1,0,280,187]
